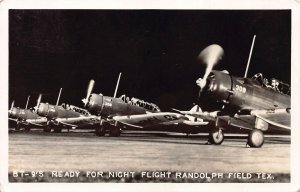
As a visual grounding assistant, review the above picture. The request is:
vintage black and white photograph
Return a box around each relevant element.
[2,1,300,191]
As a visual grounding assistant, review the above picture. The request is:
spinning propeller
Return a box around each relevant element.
[196,44,224,92]
[8,101,15,115]
[34,94,42,112]
[83,79,95,107]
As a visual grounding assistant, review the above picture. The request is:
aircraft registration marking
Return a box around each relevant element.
[235,85,246,93]
[104,102,112,107]
[164,115,179,121]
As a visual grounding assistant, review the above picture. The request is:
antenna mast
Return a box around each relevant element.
[25,95,30,109]
[113,73,122,98]
[244,35,256,78]
[56,88,62,106]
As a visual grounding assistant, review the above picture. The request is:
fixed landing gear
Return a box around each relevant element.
[109,127,121,137]
[208,128,224,145]
[53,126,62,133]
[43,126,52,132]
[95,122,121,137]
[247,129,264,148]
[15,122,21,131]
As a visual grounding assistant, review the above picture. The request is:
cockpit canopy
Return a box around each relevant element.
[120,95,161,112]
[61,103,91,116]
[251,73,290,95]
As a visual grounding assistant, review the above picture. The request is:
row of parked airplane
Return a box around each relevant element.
[9,39,291,148]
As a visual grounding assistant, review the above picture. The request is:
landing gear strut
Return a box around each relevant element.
[95,122,121,137]
[208,128,224,145]
[43,126,52,132]
[15,122,21,131]
[24,126,31,131]
[53,126,62,133]
[247,129,264,148]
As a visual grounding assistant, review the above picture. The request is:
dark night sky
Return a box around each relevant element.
[9,10,291,111]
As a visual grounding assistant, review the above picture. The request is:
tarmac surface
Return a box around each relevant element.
[8,129,290,182]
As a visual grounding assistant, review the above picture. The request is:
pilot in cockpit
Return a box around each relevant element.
[66,104,70,110]
[271,78,280,92]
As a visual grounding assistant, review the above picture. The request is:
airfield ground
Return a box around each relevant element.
[8,129,290,182]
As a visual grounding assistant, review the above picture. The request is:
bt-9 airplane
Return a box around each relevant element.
[34,89,100,132]
[9,96,47,131]
[179,38,290,148]
[82,73,208,137]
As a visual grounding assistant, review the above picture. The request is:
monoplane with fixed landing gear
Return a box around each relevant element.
[82,73,208,137]
[178,36,290,148]
[9,95,47,131]
[34,88,100,133]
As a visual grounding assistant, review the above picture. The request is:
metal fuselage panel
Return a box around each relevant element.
[230,76,290,110]
[9,107,40,120]
[86,94,151,118]
[201,70,290,112]
[37,103,81,119]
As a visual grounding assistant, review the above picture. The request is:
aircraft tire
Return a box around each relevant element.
[95,126,106,137]
[208,128,224,145]
[109,127,121,137]
[247,129,264,148]
[53,127,62,133]
[15,122,21,131]
[24,127,31,131]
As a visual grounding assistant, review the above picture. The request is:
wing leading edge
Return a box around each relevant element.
[113,112,208,129]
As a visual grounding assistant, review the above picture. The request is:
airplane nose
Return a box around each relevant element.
[85,94,103,115]
[36,103,47,117]
[9,108,18,118]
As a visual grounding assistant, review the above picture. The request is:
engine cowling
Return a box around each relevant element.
[36,103,58,119]
[85,93,104,115]
[201,70,233,105]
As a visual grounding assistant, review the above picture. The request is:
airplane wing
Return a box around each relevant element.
[113,112,208,129]
[56,120,78,128]
[55,116,100,128]
[26,118,48,127]
[250,108,291,130]
[9,118,18,122]
[180,106,290,133]
[216,109,290,134]
[9,118,48,127]
[172,107,218,122]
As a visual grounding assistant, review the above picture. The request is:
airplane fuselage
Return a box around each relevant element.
[86,94,158,118]
[36,103,84,119]
[9,107,41,120]
[201,70,290,113]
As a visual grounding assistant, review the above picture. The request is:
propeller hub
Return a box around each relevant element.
[197,44,224,94]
